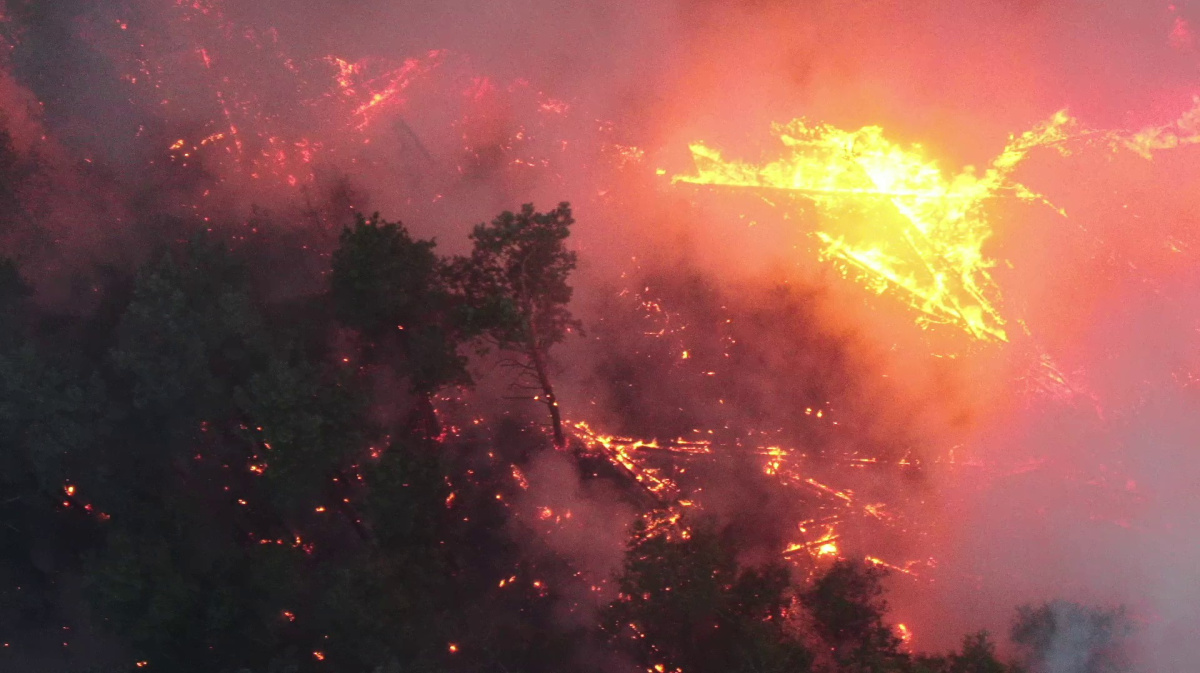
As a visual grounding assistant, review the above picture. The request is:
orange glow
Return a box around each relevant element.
[865,556,919,577]
[346,53,443,130]
[571,421,683,499]
[511,465,530,489]
[763,446,787,476]
[896,623,913,646]
[804,478,854,503]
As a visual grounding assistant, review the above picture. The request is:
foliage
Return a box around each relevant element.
[802,559,904,668]
[948,632,1015,673]
[233,350,370,514]
[449,202,581,445]
[330,212,469,395]
[917,632,1017,673]
[605,517,814,673]
[451,202,580,350]
[109,236,264,422]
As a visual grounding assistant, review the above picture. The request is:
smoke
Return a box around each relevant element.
[1012,601,1132,673]
[4,0,1200,669]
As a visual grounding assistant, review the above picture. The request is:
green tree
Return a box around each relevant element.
[78,238,305,673]
[605,517,813,673]
[0,257,106,639]
[944,632,1013,673]
[330,213,468,437]
[85,522,304,673]
[109,236,264,426]
[914,632,1017,673]
[233,349,371,521]
[450,203,580,447]
[801,559,906,672]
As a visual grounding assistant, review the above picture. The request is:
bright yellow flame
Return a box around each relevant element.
[674,113,1080,341]
[763,446,787,476]
[570,420,713,499]
[896,623,913,646]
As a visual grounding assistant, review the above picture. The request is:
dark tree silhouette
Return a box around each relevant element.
[605,517,814,673]
[330,212,469,437]
[450,202,580,447]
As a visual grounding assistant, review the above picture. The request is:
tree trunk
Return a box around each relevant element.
[528,342,565,448]
[521,295,566,449]
[408,392,441,441]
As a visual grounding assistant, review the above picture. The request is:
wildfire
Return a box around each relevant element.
[784,523,840,560]
[865,556,920,577]
[13,1,1192,665]
[568,415,928,581]
[674,114,1083,341]
[763,446,786,476]
[637,504,694,543]
[571,420,708,500]
[674,98,1200,343]
[346,53,443,130]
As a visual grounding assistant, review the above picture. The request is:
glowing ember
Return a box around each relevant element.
[570,420,705,500]
[865,556,920,577]
[896,623,913,646]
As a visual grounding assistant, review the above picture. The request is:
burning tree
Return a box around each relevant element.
[451,202,580,448]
